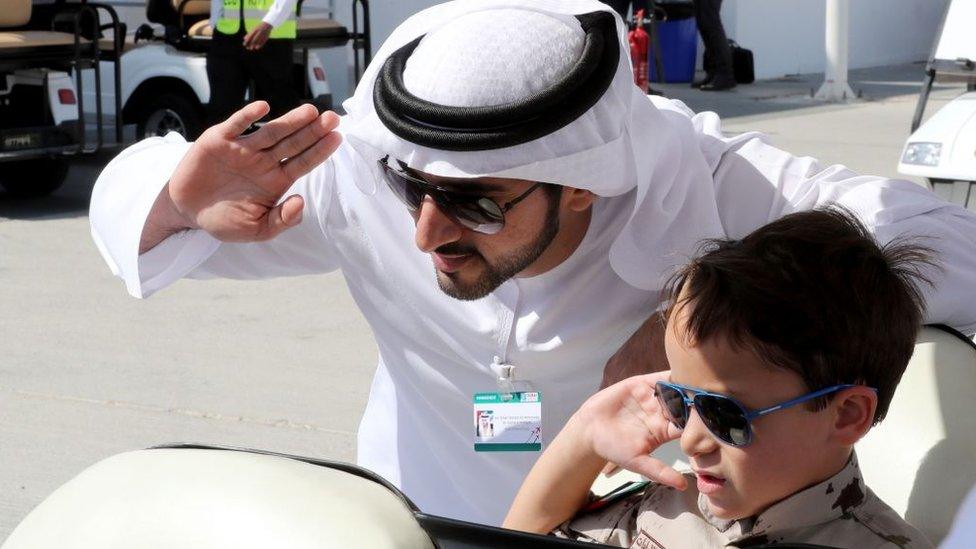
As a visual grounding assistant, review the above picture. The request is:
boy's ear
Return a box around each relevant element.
[829,387,878,446]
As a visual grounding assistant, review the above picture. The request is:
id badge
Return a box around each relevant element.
[473,391,542,452]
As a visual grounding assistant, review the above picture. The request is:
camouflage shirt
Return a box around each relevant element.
[554,453,932,548]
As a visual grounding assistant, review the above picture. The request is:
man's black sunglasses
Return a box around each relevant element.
[378,156,544,235]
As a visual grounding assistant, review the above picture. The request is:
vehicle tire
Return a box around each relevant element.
[0,159,70,198]
[133,92,204,140]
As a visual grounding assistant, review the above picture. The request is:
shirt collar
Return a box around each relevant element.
[696,452,868,543]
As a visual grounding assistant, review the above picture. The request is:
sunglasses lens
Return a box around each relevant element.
[381,166,424,211]
[379,158,508,235]
[655,383,688,429]
[448,198,504,234]
[695,395,751,446]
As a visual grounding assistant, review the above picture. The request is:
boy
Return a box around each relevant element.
[504,207,935,548]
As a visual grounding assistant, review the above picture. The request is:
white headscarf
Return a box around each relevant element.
[342,0,727,291]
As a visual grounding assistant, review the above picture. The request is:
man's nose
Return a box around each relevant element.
[679,407,721,458]
[414,197,464,253]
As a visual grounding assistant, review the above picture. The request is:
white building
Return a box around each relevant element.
[722,0,946,80]
[323,0,949,102]
[101,0,951,105]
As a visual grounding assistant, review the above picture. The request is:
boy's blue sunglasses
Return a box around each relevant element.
[654,381,874,447]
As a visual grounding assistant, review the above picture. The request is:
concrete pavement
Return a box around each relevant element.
[0,63,964,540]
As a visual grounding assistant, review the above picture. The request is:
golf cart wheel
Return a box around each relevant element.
[134,92,203,140]
[0,159,69,198]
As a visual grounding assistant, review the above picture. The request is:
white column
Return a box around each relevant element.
[814,0,857,101]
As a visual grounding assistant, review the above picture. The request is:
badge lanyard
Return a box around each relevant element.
[473,357,542,452]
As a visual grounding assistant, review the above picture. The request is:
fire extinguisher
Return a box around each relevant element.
[628,9,649,93]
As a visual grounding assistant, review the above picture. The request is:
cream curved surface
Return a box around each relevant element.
[2,449,436,549]
[857,326,976,545]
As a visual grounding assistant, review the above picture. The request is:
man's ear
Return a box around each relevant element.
[829,387,878,446]
[562,187,596,212]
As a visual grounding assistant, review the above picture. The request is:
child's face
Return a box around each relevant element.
[664,301,847,520]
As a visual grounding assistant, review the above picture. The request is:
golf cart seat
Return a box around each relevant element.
[1,445,603,549]
[0,0,98,63]
[0,0,123,151]
[857,325,976,545]
[186,17,211,37]
[145,0,210,51]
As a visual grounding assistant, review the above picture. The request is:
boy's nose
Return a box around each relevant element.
[679,408,721,458]
[414,197,464,253]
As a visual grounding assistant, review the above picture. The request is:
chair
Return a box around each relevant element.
[2,444,600,548]
[857,325,976,545]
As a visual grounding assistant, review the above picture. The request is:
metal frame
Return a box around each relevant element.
[0,2,118,159]
[0,6,101,160]
[910,0,976,132]
[295,0,371,82]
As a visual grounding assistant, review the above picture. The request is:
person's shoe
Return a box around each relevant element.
[691,75,713,89]
[700,77,737,91]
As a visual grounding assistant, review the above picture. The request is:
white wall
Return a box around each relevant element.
[722,0,947,79]
[99,0,951,104]
[315,0,442,108]
[319,0,950,102]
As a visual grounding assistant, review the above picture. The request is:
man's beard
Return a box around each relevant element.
[435,194,561,301]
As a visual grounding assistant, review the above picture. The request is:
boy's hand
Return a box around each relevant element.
[577,372,687,490]
[505,371,685,533]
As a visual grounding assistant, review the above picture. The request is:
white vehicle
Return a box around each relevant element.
[81,0,370,141]
[898,0,976,211]
[0,0,122,197]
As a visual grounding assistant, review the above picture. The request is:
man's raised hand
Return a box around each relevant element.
[164,101,341,244]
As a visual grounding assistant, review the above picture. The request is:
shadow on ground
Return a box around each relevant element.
[0,152,114,221]
[0,64,959,221]
[657,63,953,120]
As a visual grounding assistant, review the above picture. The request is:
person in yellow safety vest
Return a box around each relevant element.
[205,0,301,125]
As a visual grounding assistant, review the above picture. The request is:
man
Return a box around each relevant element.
[90,0,976,527]
[692,0,736,91]
[206,0,300,123]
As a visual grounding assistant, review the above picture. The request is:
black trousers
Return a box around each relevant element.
[206,30,301,125]
[693,0,733,81]
[600,0,651,20]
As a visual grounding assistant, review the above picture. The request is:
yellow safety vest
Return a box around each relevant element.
[215,0,296,39]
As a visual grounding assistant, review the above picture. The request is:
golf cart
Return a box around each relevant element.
[3,326,974,548]
[0,0,122,197]
[79,0,370,141]
[898,0,976,211]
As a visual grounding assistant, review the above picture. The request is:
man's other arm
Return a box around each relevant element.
[713,137,976,335]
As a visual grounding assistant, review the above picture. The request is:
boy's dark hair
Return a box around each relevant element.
[664,206,936,423]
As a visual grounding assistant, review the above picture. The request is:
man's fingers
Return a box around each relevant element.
[601,462,621,477]
[280,130,343,182]
[624,456,687,492]
[221,101,271,138]
[244,103,320,150]
[267,111,340,164]
[263,195,305,239]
